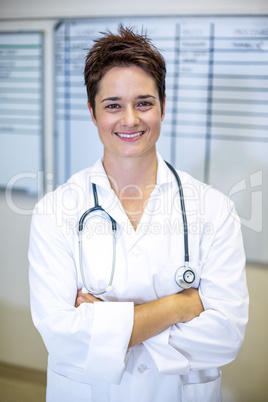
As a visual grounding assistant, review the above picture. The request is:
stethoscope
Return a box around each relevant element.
[78,161,196,295]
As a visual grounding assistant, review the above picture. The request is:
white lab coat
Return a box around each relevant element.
[29,154,248,402]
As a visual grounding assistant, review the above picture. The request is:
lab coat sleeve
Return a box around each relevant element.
[29,195,134,384]
[144,197,249,375]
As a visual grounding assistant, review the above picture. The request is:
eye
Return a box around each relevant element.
[137,101,153,108]
[105,103,121,109]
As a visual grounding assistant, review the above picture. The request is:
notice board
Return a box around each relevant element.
[0,31,44,194]
[55,16,268,263]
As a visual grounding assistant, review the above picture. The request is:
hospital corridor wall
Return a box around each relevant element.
[0,1,268,401]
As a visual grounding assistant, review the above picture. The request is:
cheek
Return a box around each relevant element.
[148,112,163,131]
[94,111,114,132]
[96,118,117,145]
[100,118,116,134]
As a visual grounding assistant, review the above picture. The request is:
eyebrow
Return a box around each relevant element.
[101,94,157,103]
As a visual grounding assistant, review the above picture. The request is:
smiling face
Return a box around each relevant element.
[88,65,165,165]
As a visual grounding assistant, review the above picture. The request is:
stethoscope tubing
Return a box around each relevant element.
[78,184,117,295]
[164,161,189,263]
[78,162,193,294]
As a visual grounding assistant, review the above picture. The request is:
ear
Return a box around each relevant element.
[161,97,166,122]
[87,102,97,127]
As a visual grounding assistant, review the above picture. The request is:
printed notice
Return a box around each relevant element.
[0,32,43,193]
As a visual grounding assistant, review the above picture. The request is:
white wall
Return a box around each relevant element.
[0,191,47,369]
[0,1,267,401]
[0,0,267,19]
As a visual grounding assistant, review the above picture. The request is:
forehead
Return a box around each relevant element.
[97,65,158,97]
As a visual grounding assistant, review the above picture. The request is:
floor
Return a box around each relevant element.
[0,363,46,402]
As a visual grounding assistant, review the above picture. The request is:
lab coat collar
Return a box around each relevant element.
[90,157,112,192]
[89,158,127,233]
[88,153,176,238]
[89,152,174,191]
[156,152,174,187]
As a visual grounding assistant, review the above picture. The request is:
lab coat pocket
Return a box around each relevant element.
[153,267,181,299]
[47,367,92,402]
[153,262,202,299]
[182,371,222,402]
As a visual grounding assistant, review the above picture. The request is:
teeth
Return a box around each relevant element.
[116,131,143,138]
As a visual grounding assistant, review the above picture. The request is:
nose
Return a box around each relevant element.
[120,106,139,127]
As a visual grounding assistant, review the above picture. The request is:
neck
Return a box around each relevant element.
[103,149,158,195]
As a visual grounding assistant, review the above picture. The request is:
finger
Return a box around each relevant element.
[75,295,85,307]
[77,288,84,296]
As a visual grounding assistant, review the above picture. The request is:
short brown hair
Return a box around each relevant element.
[84,25,166,117]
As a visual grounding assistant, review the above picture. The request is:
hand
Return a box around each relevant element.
[176,288,204,323]
[75,289,103,307]
[128,288,204,348]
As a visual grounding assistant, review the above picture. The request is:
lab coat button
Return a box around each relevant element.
[137,364,148,373]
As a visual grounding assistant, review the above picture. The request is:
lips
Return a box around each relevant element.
[115,131,145,139]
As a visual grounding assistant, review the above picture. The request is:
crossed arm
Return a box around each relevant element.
[76,288,204,348]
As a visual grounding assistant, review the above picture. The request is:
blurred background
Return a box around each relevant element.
[0,1,268,401]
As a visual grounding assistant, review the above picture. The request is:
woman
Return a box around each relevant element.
[29,26,248,402]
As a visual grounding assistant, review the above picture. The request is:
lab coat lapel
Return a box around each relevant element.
[89,159,133,234]
[88,154,176,244]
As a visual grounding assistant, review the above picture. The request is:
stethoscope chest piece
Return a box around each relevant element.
[175,265,196,289]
